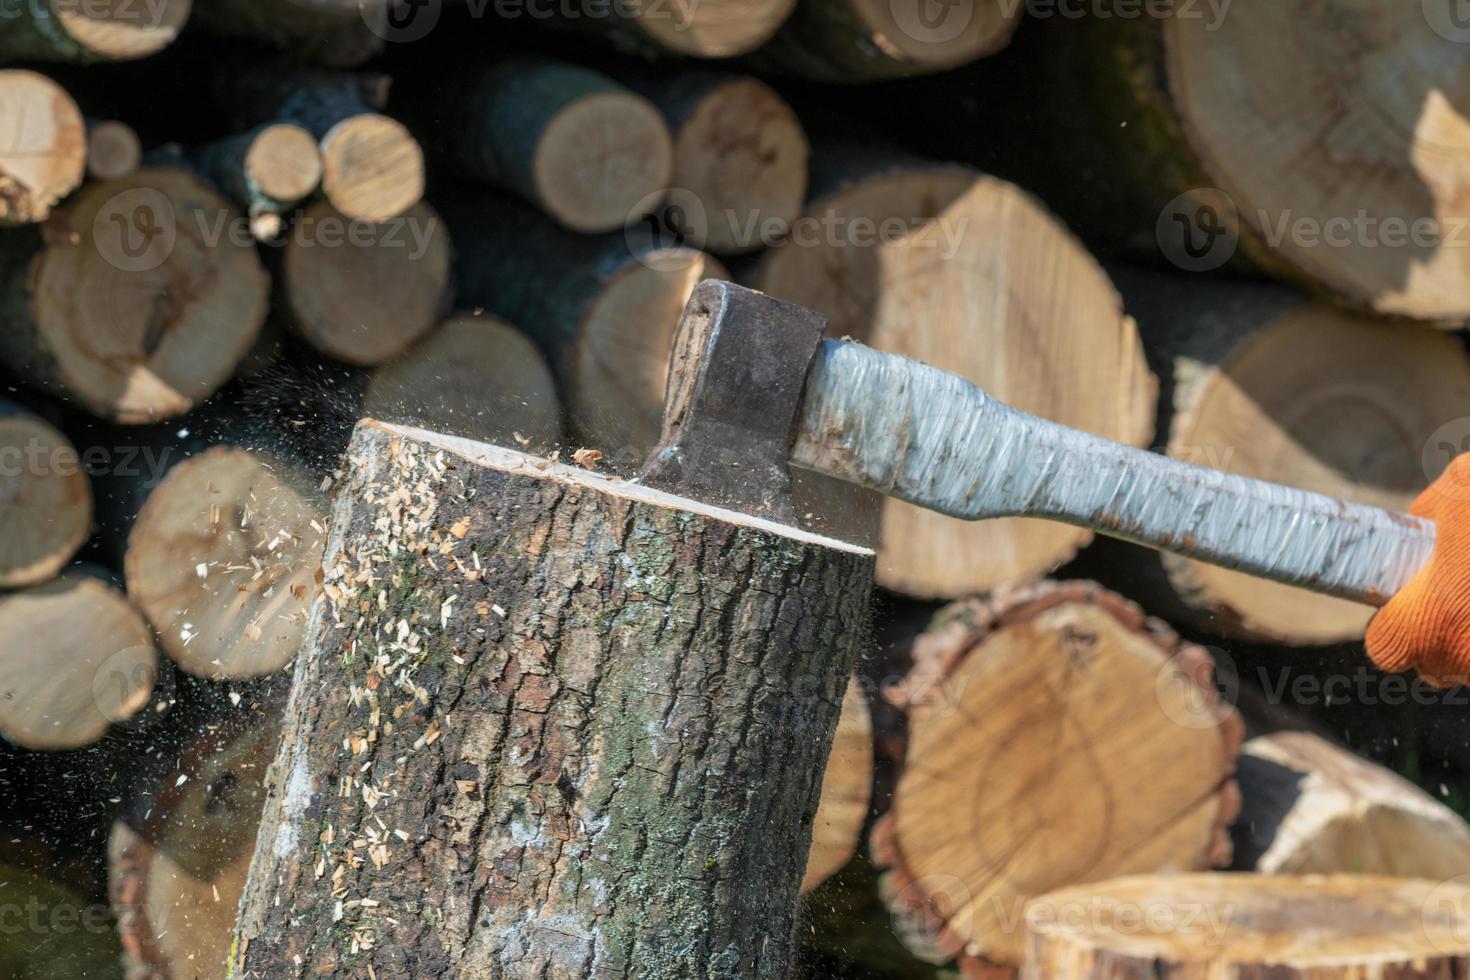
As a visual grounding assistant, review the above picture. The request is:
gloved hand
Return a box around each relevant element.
[1366,454,1470,688]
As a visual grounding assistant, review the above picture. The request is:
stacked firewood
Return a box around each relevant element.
[0,1,1467,978]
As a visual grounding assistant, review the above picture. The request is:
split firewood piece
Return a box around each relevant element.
[190,0,387,66]
[1233,730,1470,878]
[0,403,92,588]
[364,314,563,450]
[125,446,324,680]
[1023,873,1470,978]
[0,0,190,61]
[87,119,143,181]
[575,0,795,58]
[873,580,1241,972]
[230,421,873,977]
[447,195,725,468]
[0,574,158,751]
[635,72,809,255]
[188,124,323,240]
[755,160,1155,597]
[1116,271,1470,644]
[802,675,874,895]
[0,70,86,225]
[1026,4,1470,324]
[434,58,673,234]
[0,167,270,423]
[220,66,422,221]
[763,0,1020,80]
[111,701,283,980]
[280,199,452,365]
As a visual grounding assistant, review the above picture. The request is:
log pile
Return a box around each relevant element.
[0,5,1465,980]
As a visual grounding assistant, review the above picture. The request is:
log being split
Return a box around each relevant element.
[229,421,873,978]
[87,119,143,181]
[0,403,92,588]
[191,0,386,66]
[189,124,324,240]
[280,199,452,365]
[0,70,86,225]
[0,573,158,751]
[0,0,190,61]
[125,446,325,680]
[433,58,673,234]
[446,195,725,465]
[635,72,809,255]
[872,580,1241,972]
[1114,271,1470,644]
[763,0,1020,80]
[364,314,563,451]
[573,0,795,58]
[755,159,1155,596]
[1233,730,1470,878]
[1023,873,1470,978]
[221,67,423,222]
[1026,4,1470,324]
[801,675,874,895]
[0,167,270,422]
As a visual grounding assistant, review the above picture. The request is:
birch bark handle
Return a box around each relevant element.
[791,340,1436,606]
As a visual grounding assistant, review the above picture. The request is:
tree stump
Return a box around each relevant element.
[872,580,1241,972]
[1023,873,1470,978]
[229,420,873,978]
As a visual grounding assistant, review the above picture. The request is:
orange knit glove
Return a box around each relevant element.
[1366,454,1470,688]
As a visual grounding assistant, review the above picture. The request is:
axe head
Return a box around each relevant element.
[639,280,828,522]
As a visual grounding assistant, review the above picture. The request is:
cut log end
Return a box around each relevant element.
[536,91,673,233]
[0,70,86,224]
[52,0,192,60]
[875,581,1240,969]
[319,113,424,223]
[633,0,796,57]
[364,314,563,451]
[283,200,452,365]
[0,575,157,750]
[28,167,269,422]
[1023,874,1470,978]
[245,122,323,204]
[87,119,142,181]
[0,410,92,588]
[124,446,324,680]
[849,0,1019,70]
[801,675,874,894]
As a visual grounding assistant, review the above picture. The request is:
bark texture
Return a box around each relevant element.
[230,421,874,978]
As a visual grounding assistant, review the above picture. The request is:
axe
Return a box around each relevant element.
[642,280,1434,607]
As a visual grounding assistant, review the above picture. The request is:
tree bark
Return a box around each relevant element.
[1232,730,1470,878]
[0,401,92,588]
[0,70,86,225]
[189,0,386,66]
[229,420,873,978]
[1106,269,1470,644]
[1022,873,1470,978]
[0,0,189,62]
[872,580,1241,972]
[0,167,270,423]
[753,154,1155,597]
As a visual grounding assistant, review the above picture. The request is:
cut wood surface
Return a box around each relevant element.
[448,196,726,467]
[873,580,1241,971]
[363,313,563,450]
[190,123,324,239]
[0,167,270,423]
[125,446,324,680]
[0,574,158,751]
[230,421,873,978]
[756,161,1155,597]
[280,199,452,365]
[1026,3,1470,324]
[1233,730,1470,878]
[1023,873,1470,979]
[0,0,190,61]
[765,0,1021,80]
[0,403,92,588]
[1115,271,1470,644]
[435,58,673,234]
[580,0,796,58]
[0,70,86,224]
[87,118,143,181]
[638,73,809,255]
[802,674,874,895]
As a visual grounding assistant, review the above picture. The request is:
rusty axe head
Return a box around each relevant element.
[639,280,827,522]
